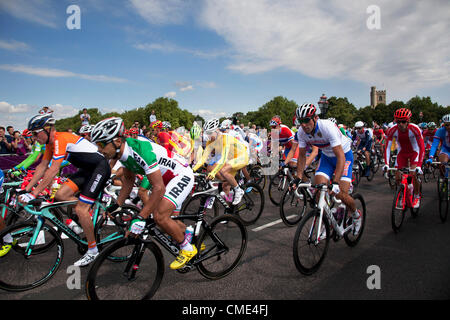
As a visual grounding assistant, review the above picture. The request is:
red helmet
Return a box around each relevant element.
[129,127,139,135]
[394,108,412,121]
[22,129,32,137]
[269,116,281,127]
[151,120,163,129]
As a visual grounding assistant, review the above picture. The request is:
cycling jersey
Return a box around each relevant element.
[157,131,191,158]
[14,142,44,171]
[352,128,373,150]
[429,127,450,158]
[385,124,425,168]
[121,137,194,212]
[373,129,385,142]
[274,124,294,149]
[193,133,249,178]
[423,128,437,149]
[44,132,110,204]
[295,119,352,158]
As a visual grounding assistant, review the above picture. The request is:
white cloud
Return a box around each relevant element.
[195,109,228,120]
[134,42,226,59]
[0,101,33,113]
[128,0,194,25]
[175,81,194,92]
[0,64,128,83]
[0,39,30,51]
[197,0,450,94]
[164,91,177,98]
[0,0,58,28]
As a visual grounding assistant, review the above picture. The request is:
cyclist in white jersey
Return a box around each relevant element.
[291,103,361,233]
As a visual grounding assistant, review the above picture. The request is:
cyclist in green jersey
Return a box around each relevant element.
[91,117,197,270]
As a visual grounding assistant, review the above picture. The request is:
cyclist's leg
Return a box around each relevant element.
[438,149,450,177]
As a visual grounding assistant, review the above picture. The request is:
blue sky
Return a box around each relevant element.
[1,0,449,130]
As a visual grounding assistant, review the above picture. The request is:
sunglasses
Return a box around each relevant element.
[96,141,112,148]
[298,117,312,124]
[397,120,408,124]
[32,129,44,136]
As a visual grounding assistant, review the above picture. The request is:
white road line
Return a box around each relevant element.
[251,215,297,232]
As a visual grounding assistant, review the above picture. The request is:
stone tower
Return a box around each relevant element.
[370,86,386,108]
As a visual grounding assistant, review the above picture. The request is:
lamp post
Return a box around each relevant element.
[318,94,329,116]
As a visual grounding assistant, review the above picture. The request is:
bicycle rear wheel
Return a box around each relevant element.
[249,165,267,190]
[180,194,219,223]
[391,185,407,233]
[279,187,306,226]
[86,237,165,300]
[343,193,366,247]
[0,222,64,292]
[196,214,247,280]
[293,209,330,275]
[235,182,264,226]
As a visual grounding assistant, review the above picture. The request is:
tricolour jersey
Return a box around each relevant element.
[43,132,103,170]
[295,119,352,157]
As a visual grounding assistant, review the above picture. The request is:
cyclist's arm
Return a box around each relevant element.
[116,167,135,206]
[209,135,231,178]
[140,170,165,219]
[296,147,307,180]
[305,146,319,167]
[30,158,62,197]
[15,144,43,170]
[429,136,441,159]
[192,141,215,172]
[411,125,425,167]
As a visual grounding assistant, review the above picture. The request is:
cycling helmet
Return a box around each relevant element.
[328,118,337,124]
[442,114,450,123]
[220,119,232,130]
[296,103,317,119]
[354,121,364,128]
[27,114,56,131]
[150,120,163,129]
[394,108,412,121]
[22,129,32,137]
[129,127,139,135]
[203,118,219,133]
[162,121,171,129]
[427,121,436,128]
[79,125,93,134]
[91,117,125,143]
[269,116,281,127]
[190,123,202,140]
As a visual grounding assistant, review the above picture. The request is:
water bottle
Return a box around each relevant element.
[65,219,83,235]
[184,225,194,244]
[50,181,60,199]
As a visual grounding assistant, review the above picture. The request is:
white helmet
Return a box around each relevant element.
[203,118,219,133]
[442,114,450,123]
[91,117,125,143]
[79,125,93,134]
[220,119,232,130]
[162,121,171,129]
[328,118,337,124]
[354,121,364,128]
[296,103,317,119]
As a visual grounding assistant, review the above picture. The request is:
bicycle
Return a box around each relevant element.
[279,167,316,227]
[85,197,248,300]
[268,161,295,206]
[434,161,450,223]
[0,189,135,292]
[385,167,422,233]
[292,182,366,275]
[182,173,265,226]
[354,150,375,182]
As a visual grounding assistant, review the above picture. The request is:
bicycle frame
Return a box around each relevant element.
[14,192,122,256]
[387,167,416,209]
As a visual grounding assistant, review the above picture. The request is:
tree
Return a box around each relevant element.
[325,97,358,125]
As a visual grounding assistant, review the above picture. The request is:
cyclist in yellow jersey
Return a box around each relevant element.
[193,118,249,205]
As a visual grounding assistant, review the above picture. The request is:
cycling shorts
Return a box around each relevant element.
[357,140,372,151]
[438,145,450,158]
[163,169,194,214]
[64,158,111,205]
[315,150,353,183]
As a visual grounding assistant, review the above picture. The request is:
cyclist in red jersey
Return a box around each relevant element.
[372,124,386,154]
[270,115,297,167]
[423,122,437,151]
[383,108,425,208]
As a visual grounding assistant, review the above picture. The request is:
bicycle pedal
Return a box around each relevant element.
[176,264,194,274]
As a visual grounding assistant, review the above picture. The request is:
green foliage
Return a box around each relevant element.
[54,95,449,132]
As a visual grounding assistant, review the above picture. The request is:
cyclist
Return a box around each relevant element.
[352,121,374,177]
[79,125,93,141]
[18,113,111,266]
[7,129,44,177]
[423,122,437,152]
[270,115,296,167]
[426,115,450,177]
[91,117,196,270]
[151,120,191,159]
[193,118,248,205]
[0,169,11,257]
[189,122,203,165]
[291,103,361,233]
[383,108,425,208]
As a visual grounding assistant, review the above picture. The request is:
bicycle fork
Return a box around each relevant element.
[123,242,146,281]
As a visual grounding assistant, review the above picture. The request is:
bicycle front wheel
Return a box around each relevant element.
[196,214,247,280]
[268,173,288,206]
[235,182,264,226]
[391,185,407,233]
[0,222,64,292]
[280,187,306,226]
[293,209,330,275]
[86,237,165,300]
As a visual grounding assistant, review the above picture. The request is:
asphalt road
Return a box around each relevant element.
[1,171,450,301]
